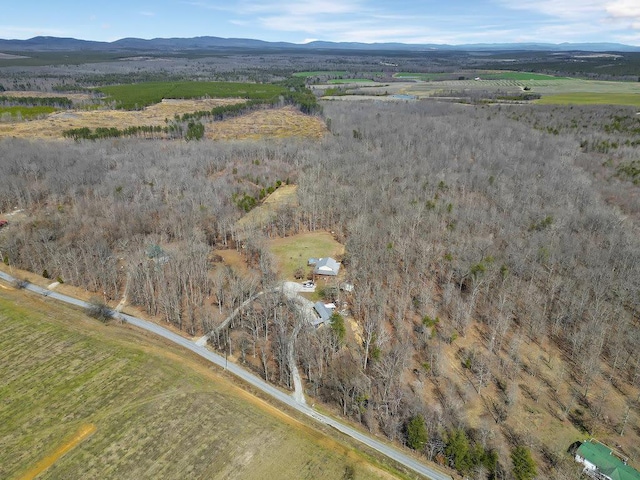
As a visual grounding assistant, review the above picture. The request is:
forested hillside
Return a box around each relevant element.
[1,101,639,479]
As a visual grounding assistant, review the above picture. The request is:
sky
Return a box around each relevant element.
[1,0,640,45]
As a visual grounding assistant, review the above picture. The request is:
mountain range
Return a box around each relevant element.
[1,36,639,53]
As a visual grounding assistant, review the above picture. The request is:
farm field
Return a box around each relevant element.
[0,286,394,480]
[97,81,287,109]
[402,76,640,105]
[535,92,640,107]
[292,70,348,78]
[328,79,376,84]
[268,231,344,280]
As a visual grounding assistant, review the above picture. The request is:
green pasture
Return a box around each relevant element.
[0,106,57,119]
[535,92,640,107]
[97,81,287,109]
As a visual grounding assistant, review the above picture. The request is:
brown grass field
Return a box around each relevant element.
[0,284,400,480]
[206,106,327,141]
[0,91,326,141]
[0,98,245,139]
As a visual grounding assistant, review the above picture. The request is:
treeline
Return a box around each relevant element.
[0,95,73,108]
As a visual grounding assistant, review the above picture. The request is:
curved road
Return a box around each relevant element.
[0,271,451,480]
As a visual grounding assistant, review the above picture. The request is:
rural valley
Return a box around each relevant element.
[0,36,639,480]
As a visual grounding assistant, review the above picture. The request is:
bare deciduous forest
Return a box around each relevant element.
[1,59,640,479]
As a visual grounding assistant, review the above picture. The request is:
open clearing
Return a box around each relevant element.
[206,106,326,141]
[0,98,244,139]
[236,184,299,231]
[0,286,394,480]
[268,231,344,280]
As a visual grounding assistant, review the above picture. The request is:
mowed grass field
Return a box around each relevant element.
[535,92,640,107]
[0,286,393,480]
[269,231,345,280]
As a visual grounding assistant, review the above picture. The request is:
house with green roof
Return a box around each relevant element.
[575,440,640,480]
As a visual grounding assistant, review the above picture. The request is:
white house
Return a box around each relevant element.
[313,257,340,276]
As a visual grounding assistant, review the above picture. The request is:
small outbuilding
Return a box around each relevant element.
[313,257,340,276]
[312,301,334,327]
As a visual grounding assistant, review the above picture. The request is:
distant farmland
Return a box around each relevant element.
[97,81,287,109]
[292,71,348,78]
[535,92,640,107]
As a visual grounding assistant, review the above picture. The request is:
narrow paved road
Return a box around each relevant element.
[0,271,452,480]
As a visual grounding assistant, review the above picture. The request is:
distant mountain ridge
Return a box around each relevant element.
[0,35,639,53]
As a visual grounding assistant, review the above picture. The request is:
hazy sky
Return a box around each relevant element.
[2,0,640,45]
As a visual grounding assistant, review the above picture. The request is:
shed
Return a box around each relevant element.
[313,301,333,326]
[575,440,640,480]
[313,257,340,276]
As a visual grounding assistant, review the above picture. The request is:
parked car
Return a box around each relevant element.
[0,219,8,228]
[302,281,314,288]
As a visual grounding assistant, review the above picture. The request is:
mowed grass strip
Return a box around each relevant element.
[0,288,390,480]
[97,81,287,109]
[535,92,640,106]
[269,231,345,280]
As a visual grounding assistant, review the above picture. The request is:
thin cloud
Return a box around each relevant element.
[0,25,66,38]
[139,11,156,17]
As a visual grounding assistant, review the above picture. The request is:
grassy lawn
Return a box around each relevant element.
[0,286,391,480]
[535,92,640,107]
[269,231,344,281]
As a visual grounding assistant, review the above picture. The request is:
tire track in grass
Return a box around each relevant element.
[17,423,96,480]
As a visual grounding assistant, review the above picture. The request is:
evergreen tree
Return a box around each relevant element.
[511,445,537,480]
[406,414,428,450]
